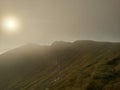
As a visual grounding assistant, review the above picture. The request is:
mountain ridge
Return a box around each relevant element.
[0,40,120,90]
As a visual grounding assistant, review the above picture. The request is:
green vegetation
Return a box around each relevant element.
[0,40,120,90]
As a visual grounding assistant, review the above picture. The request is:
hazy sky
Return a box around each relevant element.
[0,0,120,53]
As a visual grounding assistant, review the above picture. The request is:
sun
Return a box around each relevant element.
[2,16,20,33]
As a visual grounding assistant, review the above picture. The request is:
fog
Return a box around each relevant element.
[0,0,120,53]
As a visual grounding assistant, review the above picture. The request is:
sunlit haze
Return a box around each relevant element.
[0,1,120,90]
[2,16,20,33]
[0,0,120,54]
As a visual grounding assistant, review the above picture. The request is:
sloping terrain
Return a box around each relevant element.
[0,40,120,90]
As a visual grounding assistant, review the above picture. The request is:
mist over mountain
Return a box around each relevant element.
[0,40,120,90]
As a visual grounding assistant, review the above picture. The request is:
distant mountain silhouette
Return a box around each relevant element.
[0,40,120,90]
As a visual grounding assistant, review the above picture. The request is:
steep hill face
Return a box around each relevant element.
[0,40,120,90]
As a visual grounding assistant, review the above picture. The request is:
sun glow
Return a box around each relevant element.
[2,16,20,33]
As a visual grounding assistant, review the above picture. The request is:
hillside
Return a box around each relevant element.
[0,40,120,90]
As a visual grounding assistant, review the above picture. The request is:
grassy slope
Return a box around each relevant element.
[0,41,120,90]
